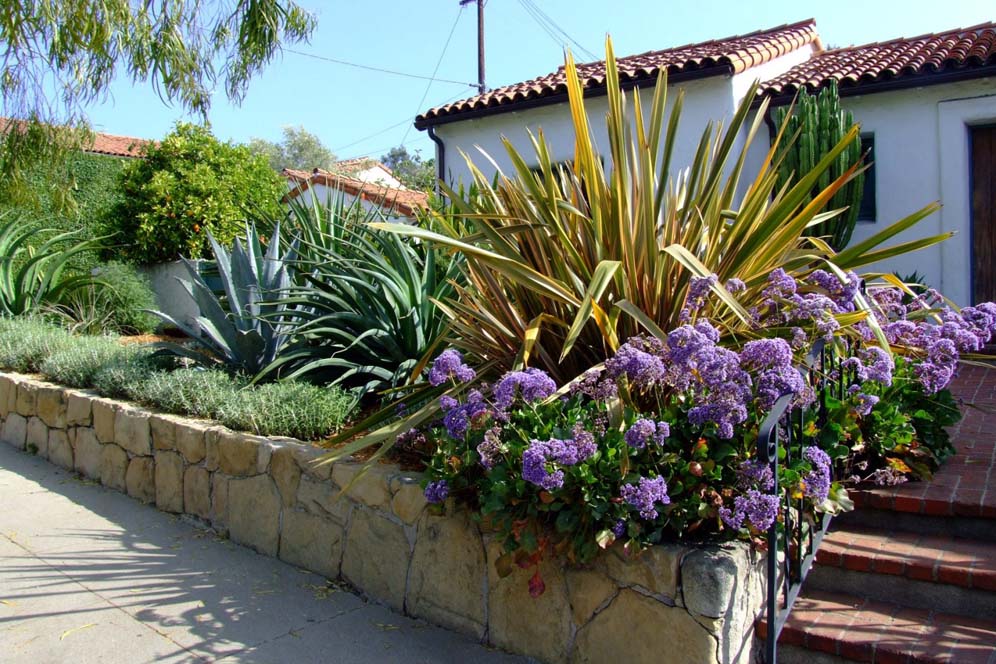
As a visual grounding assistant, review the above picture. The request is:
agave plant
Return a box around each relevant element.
[0,214,101,316]
[260,210,461,396]
[375,38,946,384]
[152,222,300,377]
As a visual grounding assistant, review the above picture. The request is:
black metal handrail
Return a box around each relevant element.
[758,337,855,663]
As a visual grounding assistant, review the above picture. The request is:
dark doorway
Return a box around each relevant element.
[971,125,996,304]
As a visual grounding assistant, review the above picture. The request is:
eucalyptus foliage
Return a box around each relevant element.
[0,0,315,206]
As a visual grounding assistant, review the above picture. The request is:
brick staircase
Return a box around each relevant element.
[765,364,996,663]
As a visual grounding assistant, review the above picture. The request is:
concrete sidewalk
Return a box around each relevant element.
[0,443,527,664]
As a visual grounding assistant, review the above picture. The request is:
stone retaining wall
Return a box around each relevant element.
[0,371,767,663]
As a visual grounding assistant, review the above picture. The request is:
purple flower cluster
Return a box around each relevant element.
[570,367,618,401]
[853,392,879,417]
[725,278,747,294]
[802,446,832,503]
[611,519,627,538]
[871,287,996,394]
[605,336,667,390]
[739,338,811,409]
[493,368,557,409]
[736,459,775,491]
[477,426,504,469]
[521,431,597,491]
[620,475,670,520]
[439,390,489,439]
[808,269,861,313]
[756,270,855,341]
[624,418,670,449]
[428,349,476,386]
[843,346,894,386]
[762,268,797,303]
[424,480,449,504]
[719,489,779,531]
[667,322,753,439]
[682,274,718,320]
[869,466,909,486]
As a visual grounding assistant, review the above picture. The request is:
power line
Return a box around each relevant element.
[522,0,599,61]
[398,6,465,147]
[284,48,477,87]
[516,0,598,62]
[334,89,469,158]
[332,90,468,153]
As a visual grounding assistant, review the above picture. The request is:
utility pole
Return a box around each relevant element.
[460,0,486,94]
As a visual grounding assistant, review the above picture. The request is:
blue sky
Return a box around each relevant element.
[84,0,994,164]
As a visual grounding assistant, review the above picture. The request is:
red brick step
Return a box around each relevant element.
[760,588,996,663]
[816,527,996,592]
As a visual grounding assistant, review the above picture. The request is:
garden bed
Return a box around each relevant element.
[0,370,768,664]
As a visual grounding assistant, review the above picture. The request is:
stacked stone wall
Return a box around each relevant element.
[0,371,766,663]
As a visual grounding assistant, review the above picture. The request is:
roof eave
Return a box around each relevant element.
[758,61,996,108]
[415,63,735,130]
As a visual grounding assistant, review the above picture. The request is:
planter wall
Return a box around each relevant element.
[0,370,767,663]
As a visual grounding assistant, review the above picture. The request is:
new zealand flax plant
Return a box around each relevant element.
[324,37,948,462]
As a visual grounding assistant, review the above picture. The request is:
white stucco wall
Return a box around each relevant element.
[746,79,996,305]
[428,53,996,306]
[434,75,737,188]
[431,49,816,189]
[350,165,404,188]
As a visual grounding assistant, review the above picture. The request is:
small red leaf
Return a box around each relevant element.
[528,570,546,598]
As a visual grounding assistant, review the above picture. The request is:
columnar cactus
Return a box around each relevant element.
[773,81,866,251]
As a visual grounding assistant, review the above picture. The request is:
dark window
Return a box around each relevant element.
[858,135,876,221]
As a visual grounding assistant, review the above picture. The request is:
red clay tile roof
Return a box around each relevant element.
[415,19,820,127]
[334,157,396,180]
[282,167,429,218]
[761,22,996,98]
[0,117,151,158]
[87,131,151,157]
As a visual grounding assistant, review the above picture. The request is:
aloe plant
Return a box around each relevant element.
[152,222,300,377]
[0,215,100,316]
[261,212,461,396]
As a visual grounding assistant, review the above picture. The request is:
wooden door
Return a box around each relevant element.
[972,125,996,304]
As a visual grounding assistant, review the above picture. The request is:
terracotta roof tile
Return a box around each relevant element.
[762,22,996,97]
[333,157,396,180]
[87,131,151,157]
[416,19,820,127]
[0,117,151,158]
[282,168,429,218]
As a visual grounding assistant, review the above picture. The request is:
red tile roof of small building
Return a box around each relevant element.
[282,167,429,218]
[87,131,151,157]
[762,22,996,98]
[0,118,151,158]
[415,19,821,127]
[334,157,396,180]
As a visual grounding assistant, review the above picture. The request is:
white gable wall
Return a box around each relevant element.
[434,75,736,187]
[350,165,403,188]
[431,48,816,188]
[289,182,413,222]
[741,78,996,305]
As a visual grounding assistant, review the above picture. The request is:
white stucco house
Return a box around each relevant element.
[281,160,429,222]
[414,20,996,306]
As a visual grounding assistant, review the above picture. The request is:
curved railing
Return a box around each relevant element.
[757,338,856,663]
